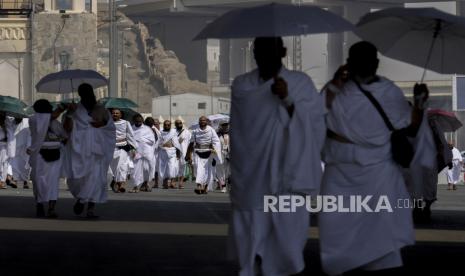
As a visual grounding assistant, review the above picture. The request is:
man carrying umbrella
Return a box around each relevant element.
[320,41,435,274]
[63,83,116,218]
[229,37,326,275]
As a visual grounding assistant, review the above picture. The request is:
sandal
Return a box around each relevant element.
[201,185,208,195]
[194,184,203,195]
[110,180,118,193]
[0,182,6,189]
[6,179,17,189]
[73,200,85,215]
[36,203,45,218]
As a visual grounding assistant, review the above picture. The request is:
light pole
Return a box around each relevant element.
[120,27,134,97]
[122,63,136,98]
[108,0,118,97]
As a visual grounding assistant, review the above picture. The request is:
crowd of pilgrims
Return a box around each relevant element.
[0,90,231,218]
[0,38,457,275]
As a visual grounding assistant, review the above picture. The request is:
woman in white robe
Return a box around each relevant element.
[0,113,15,189]
[28,100,67,218]
[129,114,155,192]
[109,109,136,193]
[320,41,434,275]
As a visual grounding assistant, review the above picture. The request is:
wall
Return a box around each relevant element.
[0,18,32,104]
[31,12,97,101]
[152,93,230,126]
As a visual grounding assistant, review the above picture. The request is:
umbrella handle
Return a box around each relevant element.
[420,19,442,83]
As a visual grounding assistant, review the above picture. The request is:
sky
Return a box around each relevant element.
[298,1,459,86]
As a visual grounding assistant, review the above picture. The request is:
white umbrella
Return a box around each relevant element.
[208,114,230,125]
[356,7,465,82]
[36,69,108,94]
[194,2,353,40]
[190,114,230,130]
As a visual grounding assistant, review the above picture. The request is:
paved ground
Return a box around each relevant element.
[0,182,464,275]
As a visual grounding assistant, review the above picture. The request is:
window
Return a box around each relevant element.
[55,0,72,10]
[172,103,177,107]
[198,102,206,110]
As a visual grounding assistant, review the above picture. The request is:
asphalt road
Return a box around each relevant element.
[0,182,464,276]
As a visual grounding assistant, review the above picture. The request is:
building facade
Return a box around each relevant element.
[0,0,98,104]
[152,92,230,126]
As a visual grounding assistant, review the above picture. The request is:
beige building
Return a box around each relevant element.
[152,92,230,126]
[0,0,98,104]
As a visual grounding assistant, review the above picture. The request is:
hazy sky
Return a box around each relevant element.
[299,1,459,85]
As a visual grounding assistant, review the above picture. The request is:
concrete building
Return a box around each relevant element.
[0,0,98,104]
[0,0,33,102]
[152,92,230,126]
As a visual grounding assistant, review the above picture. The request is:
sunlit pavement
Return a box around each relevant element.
[0,182,464,275]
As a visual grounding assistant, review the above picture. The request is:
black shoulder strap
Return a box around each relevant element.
[354,80,395,131]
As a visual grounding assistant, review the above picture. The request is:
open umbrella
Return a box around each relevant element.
[0,96,28,118]
[194,2,353,40]
[428,109,462,132]
[0,96,27,108]
[98,97,138,109]
[121,108,139,122]
[356,7,465,82]
[208,113,229,126]
[36,69,108,94]
[189,114,230,130]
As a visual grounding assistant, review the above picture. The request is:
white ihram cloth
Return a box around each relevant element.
[64,103,116,203]
[446,147,462,184]
[229,68,326,276]
[0,117,16,182]
[216,133,230,186]
[403,111,438,201]
[191,125,222,191]
[28,114,67,203]
[149,127,161,179]
[158,129,181,180]
[130,124,155,187]
[177,128,192,177]
[320,77,435,275]
[109,119,136,182]
[10,118,31,182]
